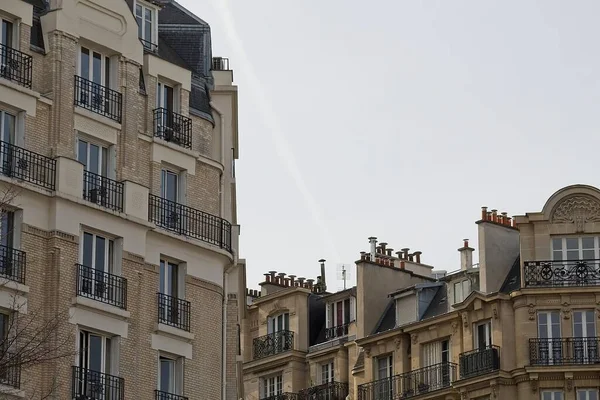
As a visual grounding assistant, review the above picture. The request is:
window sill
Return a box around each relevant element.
[72,296,131,319]
[156,322,195,341]
[74,106,122,130]
[0,384,25,398]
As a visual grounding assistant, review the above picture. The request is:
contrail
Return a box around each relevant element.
[208,0,341,262]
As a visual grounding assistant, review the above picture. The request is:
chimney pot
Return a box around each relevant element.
[306,279,314,288]
[501,212,508,225]
[402,248,410,259]
[414,251,422,263]
[298,277,305,285]
[380,242,388,252]
[408,254,414,262]
[264,273,271,283]
[369,237,377,260]
[481,206,488,220]
[463,238,469,248]
[288,275,296,283]
[395,251,403,259]
[491,209,498,223]
[400,261,405,270]
[386,248,393,257]
[284,278,290,287]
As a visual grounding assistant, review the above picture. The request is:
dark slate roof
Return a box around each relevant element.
[22,0,46,8]
[157,1,204,25]
[373,300,396,334]
[353,350,365,371]
[500,256,521,294]
[421,285,448,320]
[157,36,191,70]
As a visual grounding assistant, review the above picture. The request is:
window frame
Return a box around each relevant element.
[158,354,183,395]
[474,320,492,350]
[77,136,111,177]
[79,230,116,274]
[541,391,564,400]
[320,361,334,384]
[578,389,599,400]
[77,45,112,88]
[552,236,600,261]
[134,0,158,46]
[326,297,355,328]
[78,329,112,374]
[375,354,393,380]
[267,312,289,334]
[0,16,16,48]
[161,168,180,204]
[159,258,179,298]
[453,279,471,304]
[262,374,283,398]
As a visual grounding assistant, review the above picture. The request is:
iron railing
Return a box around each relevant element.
[153,108,192,149]
[262,394,299,400]
[0,244,26,284]
[530,337,600,365]
[253,330,294,360]
[83,170,124,212]
[0,43,32,88]
[325,322,351,341]
[459,346,500,379]
[148,194,232,252]
[298,382,348,400]
[140,38,158,53]
[74,75,123,123]
[76,264,127,310]
[0,353,21,389]
[524,259,600,287]
[0,141,56,190]
[158,292,191,331]
[72,366,124,400]
[155,390,188,400]
[357,363,457,400]
[212,57,230,71]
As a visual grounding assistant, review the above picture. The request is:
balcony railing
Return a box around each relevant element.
[530,337,600,366]
[0,141,56,190]
[262,394,299,400]
[212,57,230,71]
[76,264,127,309]
[298,382,348,400]
[141,38,158,53]
[148,194,232,252]
[155,390,188,400]
[153,108,192,150]
[74,75,123,123]
[83,171,124,212]
[459,345,500,379]
[357,363,457,400]
[0,244,26,284]
[253,330,294,360]
[158,292,191,332]
[0,43,32,88]
[72,366,124,400]
[325,322,351,341]
[524,259,600,287]
[0,353,21,389]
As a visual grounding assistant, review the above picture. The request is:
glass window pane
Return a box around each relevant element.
[567,250,579,261]
[92,52,102,84]
[583,237,595,249]
[2,113,15,144]
[89,144,99,174]
[1,21,13,47]
[553,238,562,250]
[160,358,174,392]
[135,4,142,17]
[145,21,152,42]
[566,238,579,250]
[95,236,105,272]
[80,47,90,79]
[83,233,93,268]
[583,250,594,260]
[166,172,178,202]
[553,250,563,261]
[159,260,165,294]
[77,140,88,166]
[89,335,102,372]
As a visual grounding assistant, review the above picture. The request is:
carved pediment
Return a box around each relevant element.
[552,195,600,232]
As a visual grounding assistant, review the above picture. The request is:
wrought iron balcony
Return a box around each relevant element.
[0,244,26,284]
[459,345,500,379]
[357,363,457,400]
[325,322,351,341]
[530,337,600,366]
[76,264,127,309]
[253,330,294,360]
[0,141,56,190]
[0,353,21,389]
[0,43,32,88]
[153,108,192,149]
[261,394,299,400]
[83,171,124,212]
[72,366,124,400]
[140,38,158,53]
[155,390,188,400]
[524,259,600,287]
[74,76,123,123]
[148,194,232,252]
[158,292,191,332]
[298,382,348,400]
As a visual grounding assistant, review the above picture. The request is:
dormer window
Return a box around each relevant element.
[135,0,158,52]
[325,297,355,340]
[453,279,471,304]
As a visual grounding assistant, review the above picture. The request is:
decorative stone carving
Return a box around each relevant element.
[394,337,401,349]
[462,313,468,328]
[562,308,571,320]
[411,334,419,344]
[460,391,469,400]
[492,305,499,320]
[528,304,536,321]
[451,321,459,335]
[491,383,498,398]
[531,377,539,393]
[364,346,371,358]
[566,377,573,392]
[552,195,600,232]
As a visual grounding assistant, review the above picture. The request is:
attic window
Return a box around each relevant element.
[453,279,471,304]
[135,0,158,52]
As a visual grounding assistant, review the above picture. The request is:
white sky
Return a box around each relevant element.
[180,0,600,290]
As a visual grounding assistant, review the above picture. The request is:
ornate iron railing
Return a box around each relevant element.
[0,353,21,389]
[524,259,600,287]
[153,108,192,149]
[262,394,299,400]
[459,346,500,379]
[0,244,26,284]
[325,322,351,341]
[0,141,56,190]
[83,170,124,212]
[530,337,600,365]
[155,390,188,400]
[76,264,127,309]
[298,382,348,400]
[0,43,32,88]
[148,194,232,252]
[74,75,123,123]
[140,38,158,53]
[253,330,294,360]
[357,363,457,400]
[158,292,191,332]
[72,366,124,400]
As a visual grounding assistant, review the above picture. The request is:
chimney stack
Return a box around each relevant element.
[319,259,327,291]
[458,239,474,271]
[369,237,377,261]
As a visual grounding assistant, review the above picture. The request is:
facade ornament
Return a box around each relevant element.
[364,346,371,358]
[566,377,573,392]
[394,337,402,349]
[562,308,571,320]
[492,305,499,320]
[411,334,419,344]
[490,383,498,398]
[451,321,459,336]
[530,375,539,393]
[462,313,468,328]
[528,304,536,321]
[460,391,469,400]
[552,195,600,233]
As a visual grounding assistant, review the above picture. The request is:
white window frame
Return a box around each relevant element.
[376,354,393,379]
[78,329,112,374]
[0,15,17,48]
[325,297,356,329]
[552,236,600,261]
[267,312,289,334]
[578,389,599,400]
[453,279,470,304]
[156,81,180,112]
[134,0,158,46]
[77,45,111,87]
[474,320,492,350]
[320,361,334,384]
[262,374,283,398]
[158,354,183,395]
[161,168,181,204]
[76,136,112,178]
[159,258,180,298]
[80,231,115,274]
[541,391,564,400]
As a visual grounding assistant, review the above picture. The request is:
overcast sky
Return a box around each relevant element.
[181,0,600,290]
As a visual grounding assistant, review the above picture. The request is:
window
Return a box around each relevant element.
[552,237,600,261]
[320,361,334,384]
[326,297,355,329]
[262,374,282,398]
[161,169,179,203]
[375,355,393,399]
[537,311,561,364]
[422,339,449,367]
[77,330,116,399]
[542,391,564,400]
[135,0,157,47]
[1,18,13,48]
[157,82,175,112]
[267,313,289,334]
[0,210,13,249]
[573,310,597,363]
[159,356,183,395]
[80,232,115,300]
[474,321,492,350]
[0,110,15,145]
[77,138,108,177]
[453,279,471,304]
[578,390,599,400]
[159,259,179,297]
[79,46,111,88]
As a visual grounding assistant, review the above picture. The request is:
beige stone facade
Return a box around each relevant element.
[0,0,244,399]
[242,184,600,400]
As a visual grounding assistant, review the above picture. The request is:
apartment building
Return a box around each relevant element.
[0,0,243,399]
[242,184,600,400]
